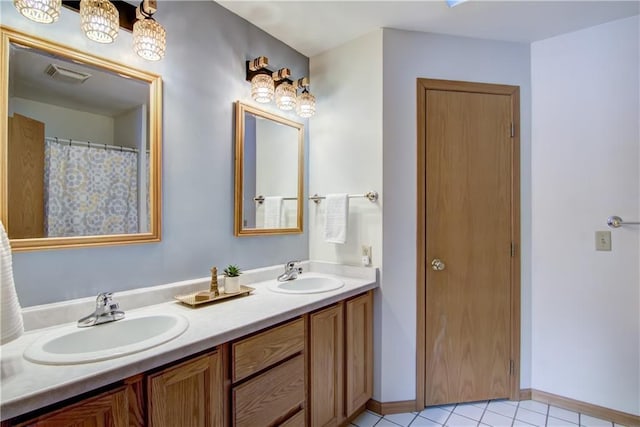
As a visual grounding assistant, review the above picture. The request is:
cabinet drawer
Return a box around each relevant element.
[233,354,305,427]
[279,409,305,427]
[232,317,304,382]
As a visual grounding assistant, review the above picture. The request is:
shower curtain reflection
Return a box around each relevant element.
[44,139,139,237]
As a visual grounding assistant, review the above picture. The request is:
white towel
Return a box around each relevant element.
[263,196,283,228]
[324,193,349,244]
[0,221,24,345]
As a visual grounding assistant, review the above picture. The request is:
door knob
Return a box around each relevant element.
[431,258,446,271]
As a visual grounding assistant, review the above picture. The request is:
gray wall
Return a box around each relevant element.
[1,2,309,306]
[379,28,531,400]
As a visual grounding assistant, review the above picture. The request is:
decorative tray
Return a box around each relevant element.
[174,285,255,307]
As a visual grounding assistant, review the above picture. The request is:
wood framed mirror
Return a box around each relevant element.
[234,101,303,236]
[0,27,162,251]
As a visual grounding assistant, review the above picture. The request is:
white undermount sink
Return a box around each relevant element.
[24,313,189,365]
[268,274,345,294]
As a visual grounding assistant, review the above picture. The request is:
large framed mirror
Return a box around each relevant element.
[234,101,303,236]
[0,27,162,251]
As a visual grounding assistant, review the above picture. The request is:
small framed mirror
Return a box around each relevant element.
[234,101,303,236]
[0,27,162,251]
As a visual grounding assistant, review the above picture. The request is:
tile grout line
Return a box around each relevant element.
[442,403,457,427]
[544,401,550,426]
[511,400,521,427]
[478,401,490,426]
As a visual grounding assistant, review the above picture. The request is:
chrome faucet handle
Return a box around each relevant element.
[284,260,300,270]
[96,292,113,307]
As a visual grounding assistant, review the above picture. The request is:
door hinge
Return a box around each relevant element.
[510,359,514,375]
[510,123,515,138]
[510,242,515,257]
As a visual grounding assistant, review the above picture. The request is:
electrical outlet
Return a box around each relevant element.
[595,231,611,251]
[361,246,372,266]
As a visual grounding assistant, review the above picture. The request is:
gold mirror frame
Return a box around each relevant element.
[234,101,304,236]
[0,27,162,251]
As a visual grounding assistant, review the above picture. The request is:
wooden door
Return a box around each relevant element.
[309,303,344,427]
[147,351,224,427]
[14,386,128,427]
[345,291,373,417]
[7,114,45,238]
[417,79,520,406]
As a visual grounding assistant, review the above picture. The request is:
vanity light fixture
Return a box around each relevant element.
[295,77,316,118]
[13,0,61,24]
[80,0,119,44]
[245,56,316,117]
[12,0,166,61]
[133,0,166,61]
[247,56,275,103]
[273,68,297,111]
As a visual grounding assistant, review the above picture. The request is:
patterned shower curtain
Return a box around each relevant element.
[44,140,139,237]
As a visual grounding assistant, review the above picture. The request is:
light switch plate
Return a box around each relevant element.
[595,231,612,251]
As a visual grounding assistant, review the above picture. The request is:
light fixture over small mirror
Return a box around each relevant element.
[245,56,316,117]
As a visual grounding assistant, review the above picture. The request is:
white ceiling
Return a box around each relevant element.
[216,0,640,57]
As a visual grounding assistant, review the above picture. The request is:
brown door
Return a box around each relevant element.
[7,114,45,238]
[417,79,520,405]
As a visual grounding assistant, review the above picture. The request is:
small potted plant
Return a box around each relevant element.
[223,264,242,294]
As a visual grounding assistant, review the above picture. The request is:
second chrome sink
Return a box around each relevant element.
[268,274,345,294]
[24,313,189,365]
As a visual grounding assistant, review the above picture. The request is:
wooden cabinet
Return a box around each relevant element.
[231,317,306,427]
[233,355,305,426]
[232,317,305,382]
[6,290,374,427]
[309,302,345,427]
[309,291,374,426]
[13,386,129,427]
[147,350,225,427]
[345,291,374,416]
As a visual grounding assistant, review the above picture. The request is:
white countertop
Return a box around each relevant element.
[0,261,378,421]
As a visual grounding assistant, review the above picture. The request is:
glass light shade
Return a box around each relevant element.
[275,82,297,111]
[251,74,275,103]
[296,91,316,118]
[133,18,166,61]
[13,0,61,23]
[80,0,119,44]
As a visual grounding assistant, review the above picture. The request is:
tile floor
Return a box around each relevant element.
[351,400,627,427]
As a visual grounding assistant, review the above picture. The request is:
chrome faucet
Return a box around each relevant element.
[277,260,303,282]
[77,292,125,328]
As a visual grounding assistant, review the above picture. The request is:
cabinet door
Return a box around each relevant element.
[148,350,224,427]
[13,386,128,427]
[345,291,374,417]
[309,303,344,427]
[233,355,305,427]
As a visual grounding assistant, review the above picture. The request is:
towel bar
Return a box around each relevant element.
[607,216,640,228]
[309,191,378,204]
[253,195,298,204]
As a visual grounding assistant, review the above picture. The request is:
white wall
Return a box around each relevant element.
[9,97,114,144]
[309,31,383,267]
[311,28,531,402]
[309,31,384,399]
[114,106,144,149]
[531,16,639,415]
[380,29,532,402]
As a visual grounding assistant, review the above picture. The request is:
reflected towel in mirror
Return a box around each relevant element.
[0,221,23,345]
[264,196,283,228]
[324,193,348,244]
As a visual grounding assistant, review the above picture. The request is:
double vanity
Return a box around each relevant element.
[0,261,377,426]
